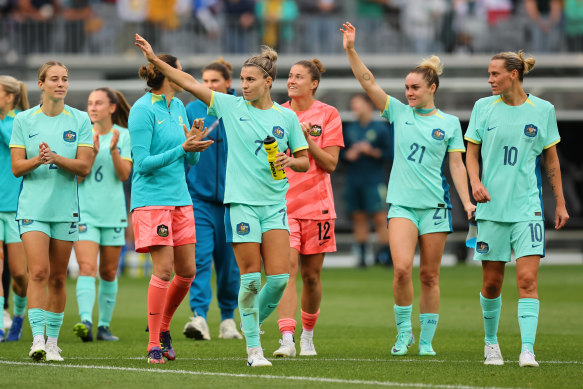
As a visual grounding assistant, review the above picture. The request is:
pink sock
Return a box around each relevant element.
[148,275,170,351]
[278,318,297,335]
[160,275,194,332]
[301,309,320,331]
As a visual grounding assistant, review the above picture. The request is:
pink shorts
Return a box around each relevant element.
[132,206,196,253]
[289,218,336,255]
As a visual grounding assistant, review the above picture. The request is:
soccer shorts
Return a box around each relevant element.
[0,212,21,243]
[78,223,126,246]
[289,218,336,255]
[388,205,452,235]
[473,220,545,262]
[225,202,289,243]
[132,205,196,253]
[18,219,79,241]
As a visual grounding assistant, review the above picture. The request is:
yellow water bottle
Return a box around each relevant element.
[264,136,286,180]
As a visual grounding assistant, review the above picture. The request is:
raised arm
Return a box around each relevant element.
[340,22,388,112]
[134,34,213,106]
[448,151,476,219]
[543,145,569,229]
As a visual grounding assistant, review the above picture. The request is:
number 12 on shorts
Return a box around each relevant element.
[317,221,331,241]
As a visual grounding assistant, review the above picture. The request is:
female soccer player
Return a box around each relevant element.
[341,22,475,356]
[0,75,29,342]
[135,34,309,367]
[10,61,94,361]
[273,59,344,357]
[465,51,569,367]
[73,88,132,343]
[129,54,213,364]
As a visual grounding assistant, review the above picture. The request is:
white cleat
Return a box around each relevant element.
[183,315,211,340]
[519,350,539,367]
[273,338,296,357]
[299,335,317,356]
[247,346,272,367]
[29,338,46,362]
[219,319,243,340]
[45,343,64,362]
[484,344,504,365]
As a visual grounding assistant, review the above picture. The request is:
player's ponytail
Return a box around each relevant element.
[0,75,30,111]
[293,59,326,95]
[93,87,131,128]
[410,55,442,93]
[138,54,179,91]
[492,50,535,82]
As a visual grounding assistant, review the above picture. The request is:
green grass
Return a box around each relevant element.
[1,264,582,388]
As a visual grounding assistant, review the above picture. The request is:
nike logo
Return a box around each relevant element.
[242,313,253,317]
[267,304,278,309]
[158,120,165,125]
[112,236,121,239]
[405,121,414,125]
[149,312,160,316]
[69,230,76,234]
[487,126,497,131]
[396,321,405,326]
[484,316,494,320]
[29,133,39,138]
[319,241,327,246]
[239,117,251,121]
[532,244,541,248]
[434,221,444,225]
[519,315,529,319]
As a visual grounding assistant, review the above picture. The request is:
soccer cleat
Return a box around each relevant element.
[419,343,436,356]
[484,344,504,365]
[273,338,296,357]
[7,316,24,341]
[45,343,64,362]
[219,318,243,339]
[519,350,539,367]
[29,338,46,362]
[97,326,119,341]
[0,329,4,343]
[299,334,317,356]
[160,331,176,361]
[247,346,272,367]
[183,315,210,340]
[147,346,165,364]
[391,332,414,356]
[73,320,93,342]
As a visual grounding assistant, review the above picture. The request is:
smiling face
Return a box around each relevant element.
[39,65,69,102]
[240,66,271,102]
[488,59,516,96]
[287,64,318,98]
[404,72,435,109]
[202,69,231,94]
[87,90,115,125]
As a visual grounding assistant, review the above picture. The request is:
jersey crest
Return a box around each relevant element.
[237,222,250,235]
[63,130,77,142]
[524,124,538,138]
[432,128,445,141]
[309,124,322,137]
[476,241,489,254]
[272,126,285,139]
[79,223,88,233]
[157,224,169,237]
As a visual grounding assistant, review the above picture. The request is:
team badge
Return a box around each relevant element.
[365,129,377,142]
[432,128,445,140]
[237,222,250,235]
[114,227,122,233]
[21,219,33,226]
[157,224,169,237]
[179,116,183,124]
[309,124,322,137]
[272,126,285,139]
[524,124,538,138]
[63,130,77,142]
[476,241,489,254]
[79,224,88,233]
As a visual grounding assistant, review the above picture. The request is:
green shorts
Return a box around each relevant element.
[225,202,289,243]
[0,212,21,244]
[78,223,125,246]
[18,219,79,242]
[473,220,545,262]
[388,205,452,236]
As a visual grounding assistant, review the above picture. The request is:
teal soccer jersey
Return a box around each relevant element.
[9,105,93,222]
[0,109,22,212]
[465,94,560,222]
[381,96,465,209]
[79,125,132,227]
[207,91,308,206]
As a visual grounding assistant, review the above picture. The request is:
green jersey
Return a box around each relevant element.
[465,94,560,222]
[10,105,93,222]
[79,125,131,227]
[382,96,465,209]
[208,92,308,206]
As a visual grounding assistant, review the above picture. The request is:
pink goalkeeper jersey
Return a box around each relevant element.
[283,100,344,220]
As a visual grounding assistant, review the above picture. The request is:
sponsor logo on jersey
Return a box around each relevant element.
[237,222,250,235]
[79,223,87,233]
[272,126,285,139]
[21,219,34,226]
[157,224,169,237]
[63,130,77,142]
[432,128,445,140]
[476,241,489,254]
[309,124,322,137]
[524,124,538,138]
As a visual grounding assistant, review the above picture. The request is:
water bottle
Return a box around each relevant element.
[263,136,286,180]
[466,213,477,248]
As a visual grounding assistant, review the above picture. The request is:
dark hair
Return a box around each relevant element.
[92,87,131,128]
[294,58,326,95]
[491,50,536,82]
[202,57,232,81]
[138,54,179,90]
[409,55,443,93]
[350,92,374,108]
[243,46,278,81]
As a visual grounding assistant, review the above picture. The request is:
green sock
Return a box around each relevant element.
[258,274,289,325]
[13,294,27,317]
[394,304,413,335]
[238,272,261,348]
[518,298,539,353]
[45,311,64,339]
[28,308,45,337]
[419,313,439,346]
[480,293,501,345]
[76,276,96,323]
[0,296,4,330]
[98,278,118,327]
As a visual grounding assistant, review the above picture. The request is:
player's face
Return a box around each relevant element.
[202,70,231,94]
[39,66,68,102]
[240,66,271,102]
[405,72,435,108]
[287,65,317,99]
[169,60,184,94]
[0,85,15,112]
[488,59,514,95]
[88,90,115,124]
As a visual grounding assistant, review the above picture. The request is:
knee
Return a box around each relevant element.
[301,271,320,290]
[78,263,96,277]
[483,277,503,297]
[48,273,67,290]
[12,273,28,288]
[99,268,118,282]
[419,269,439,289]
[29,268,49,283]
[517,273,538,295]
[393,266,411,284]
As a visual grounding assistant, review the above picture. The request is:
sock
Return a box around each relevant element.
[278,318,296,336]
[301,309,320,332]
[394,304,413,335]
[147,275,170,351]
[76,276,96,323]
[46,337,58,346]
[358,243,366,265]
[13,294,27,317]
[160,275,194,332]
[419,313,439,346]
[220,309,235,321]
[480,293,502,345]
[238,272,261,348]
[45,311,64,339]
[518,298,539,353]
[0,296,4,330]
[28,308,45,337]
[98,278,118,327]
[258,274,289,325]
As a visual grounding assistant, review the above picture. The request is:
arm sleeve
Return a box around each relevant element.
[185,151,200,166]
[543,105,560,149]
[288,114,309,153]
[77,113,94,147]
[321,107,345,149]
[120,129,132,161]
[448,117,466,152]
[9,116,25,148]
[464,102,482,144]
[380,95,407,124]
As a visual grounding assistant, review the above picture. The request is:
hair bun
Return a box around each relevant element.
[419,55,443,76]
